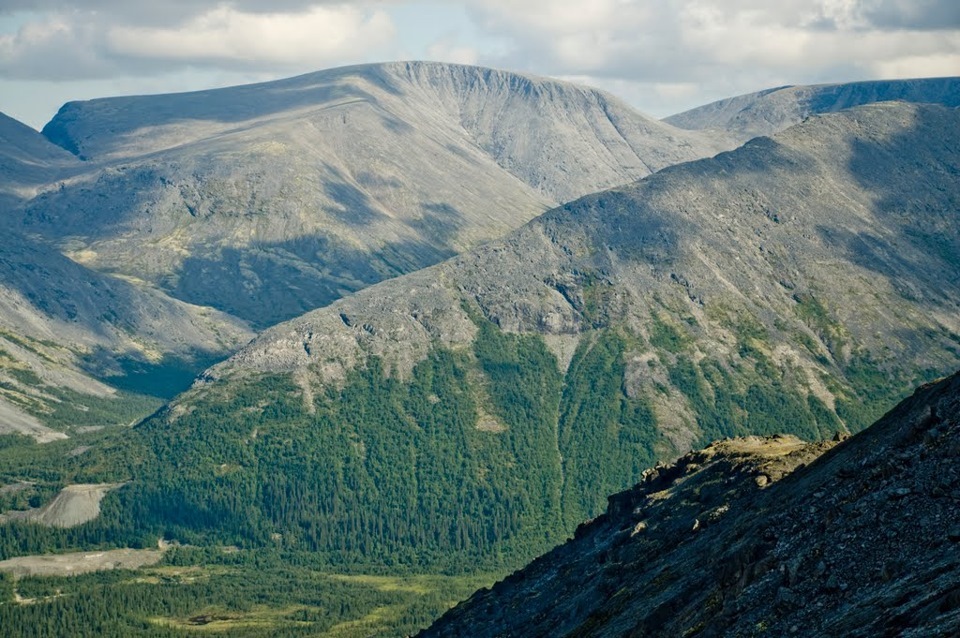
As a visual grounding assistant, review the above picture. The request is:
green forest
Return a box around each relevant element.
[0,549,494,637]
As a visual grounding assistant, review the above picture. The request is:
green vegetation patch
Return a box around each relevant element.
[0,552,497,638]
[648,313,688,353]
[558,330,659,526]
[668,355,842,446]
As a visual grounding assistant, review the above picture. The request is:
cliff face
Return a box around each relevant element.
[421,371,960,638]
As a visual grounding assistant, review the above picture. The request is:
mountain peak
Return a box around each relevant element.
[24,61,724,328]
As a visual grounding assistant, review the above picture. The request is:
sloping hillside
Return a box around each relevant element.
[0,231,252,440]
[420,370,960,637]
[0,112,78,210]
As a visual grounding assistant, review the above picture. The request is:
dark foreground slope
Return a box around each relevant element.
[421,371,960,638]
[665,76,960,144]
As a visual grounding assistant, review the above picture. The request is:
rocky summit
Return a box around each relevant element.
[420,370,960,638]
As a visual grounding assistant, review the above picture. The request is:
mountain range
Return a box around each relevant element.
[61,100,960,571]
[666,76,960,144]
[18,62,726,329]
[0,62,733,441]
[0,63,959,636]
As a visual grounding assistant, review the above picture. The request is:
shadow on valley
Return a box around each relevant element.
[170,235,457,329]
[81,348,227,400]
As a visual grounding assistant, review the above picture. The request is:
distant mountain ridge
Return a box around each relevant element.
[420,370,960,637]
[20,62,725,328]
[665,76,960,144]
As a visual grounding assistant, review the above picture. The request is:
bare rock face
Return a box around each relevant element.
[419,371,960,638]
[25,62,724,328]
[665,76,960,145]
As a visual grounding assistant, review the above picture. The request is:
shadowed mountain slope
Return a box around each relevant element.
[0,231,252,441]
[0,114,255,440]
[665,76,960,144]
[420,370,960,638]
[0,112,78,210]
[23,62,723,327]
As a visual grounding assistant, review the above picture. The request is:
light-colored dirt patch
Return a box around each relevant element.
[0,483,122,528]
[475,412,506,433]
[0,548,164,578]
[0,397,68,443]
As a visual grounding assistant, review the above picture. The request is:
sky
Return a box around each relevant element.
[1,1,958,130]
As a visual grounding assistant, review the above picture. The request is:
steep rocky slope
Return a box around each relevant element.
[420,370,960,638]
[22,62,722,327]
[86,102,960,564]
[665,76,960,145]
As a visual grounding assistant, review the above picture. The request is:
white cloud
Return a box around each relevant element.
[107,5,395,67]
[426,37,478,65]
[465,0,960,88]
[0,3,397,79]
[872,51,960,78]
[0,1,957,127]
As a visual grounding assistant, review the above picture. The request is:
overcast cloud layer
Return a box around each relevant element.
[2,0,958,127]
